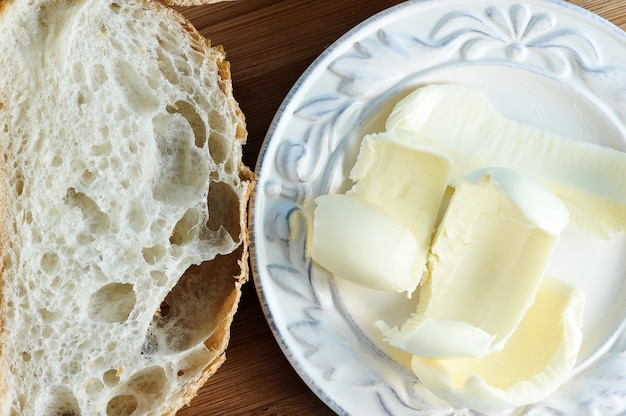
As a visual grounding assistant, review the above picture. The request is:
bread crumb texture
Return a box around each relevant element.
[0,0,253,414]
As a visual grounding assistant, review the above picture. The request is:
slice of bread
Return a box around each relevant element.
[0,0,254,414]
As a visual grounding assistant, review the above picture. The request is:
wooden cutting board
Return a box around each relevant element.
[176,1,626,414]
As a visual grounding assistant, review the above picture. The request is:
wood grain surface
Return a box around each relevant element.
[175,1,626,415]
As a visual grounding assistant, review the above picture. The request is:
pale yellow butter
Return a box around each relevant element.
[386,83,626,237]
[311,194,421,293]
[311,133,451,295]
[376,168,570,358]
[410,276,584,412]
[347,132,452,291]
[348,132,451,240]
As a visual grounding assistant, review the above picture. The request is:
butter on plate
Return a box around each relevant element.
[312,133,451,295]
[377,167,571,358]
[386,83,626,237]
[410,276,584,413]
[311,194,421,293]
[309,83,596,412]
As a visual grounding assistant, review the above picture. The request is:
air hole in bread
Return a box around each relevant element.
[92,63,109,86]
[155,49,178,86]
[141,332,158,355]
[127,199,147,233]
[40,252,60,274]
[142,244,165,265]
[29,226,42,245]
[61,359,81,377]
[152,112,209,205]
[14,170,24,196]
[106,395,137,416]
[159,301,171,317]
[21,351,31,362]
[110,155,122,171]
[124,366,168,405]
[166,100,207,148]
[207,109,226,132]
[88,283,136,323]
[208,131,229,165]
[206,109,231,164]
[113,60,159,114]
[77,232,96,245]
[127,140,138,155]
[85,378,104,395]
[143,249,241,355]
[224,156,237,176]
[52,155,63,168]
[79,169,96,187]
[72,62,86,84]
[207,180,241,240]
[146,66,163,93]
[64,188,111,235]
[91,142,113,157]
[150,270,167,287]
[38,323,52,338]
[169,208,201,246]
[50,275,62,289]
[36,386,81,416]
[157,31,192,77]
[40,308,59,324]
[103,369,120,387]
[77,92,87,107]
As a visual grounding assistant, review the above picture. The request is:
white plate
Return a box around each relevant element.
[250,0,626,414]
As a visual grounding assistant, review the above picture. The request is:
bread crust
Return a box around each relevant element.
[160,1,248,143]
[165,177,255,414]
